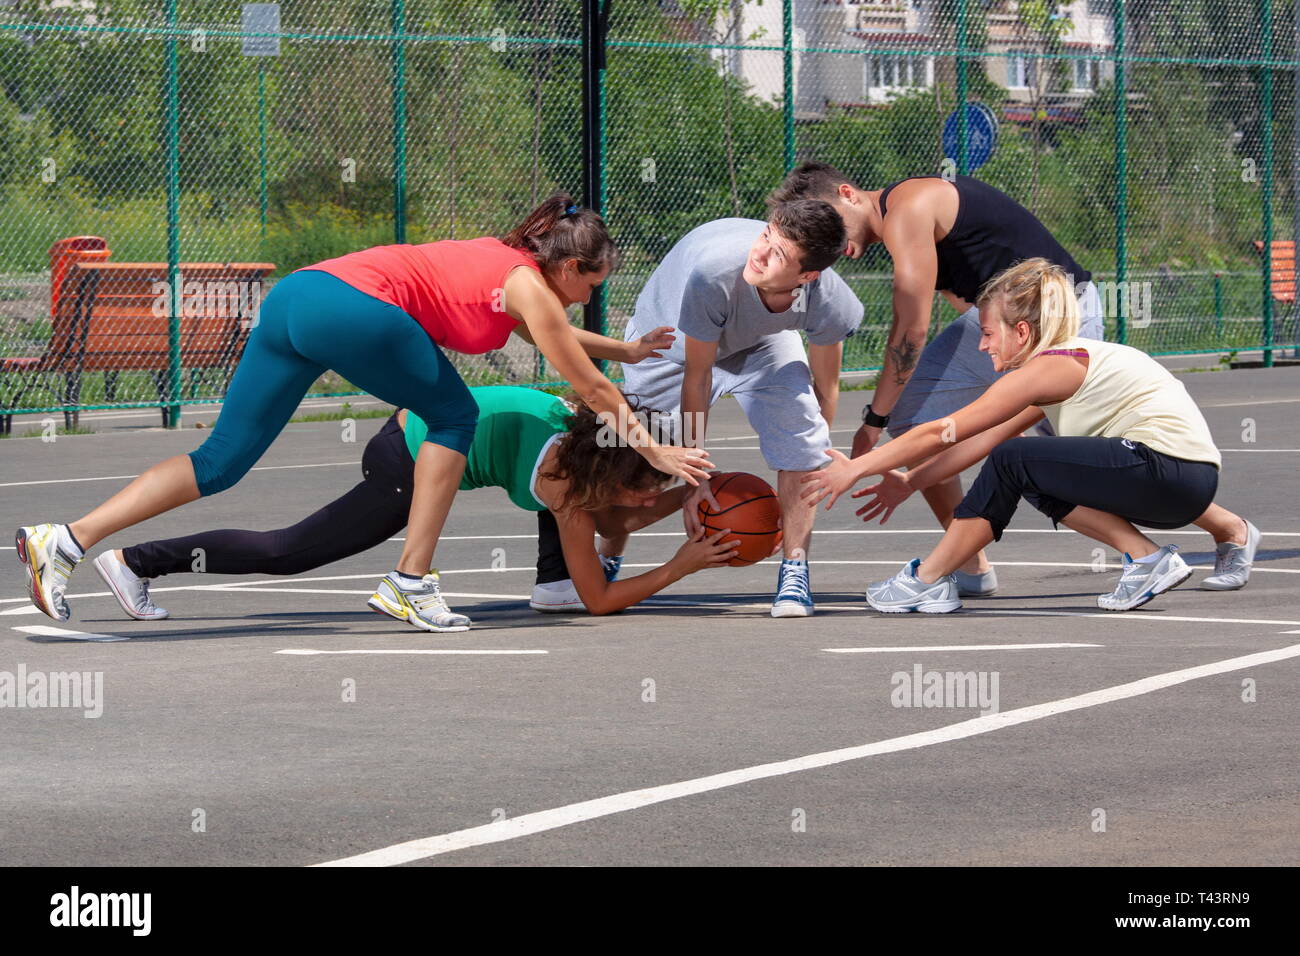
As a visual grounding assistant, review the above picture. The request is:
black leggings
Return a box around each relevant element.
[953,436,1219,541]
[124,413,569,583]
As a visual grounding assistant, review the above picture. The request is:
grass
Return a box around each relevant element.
[288,402,395,424]
[0,423,96,439]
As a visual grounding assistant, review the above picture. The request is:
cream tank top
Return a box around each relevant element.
[1038,337,1222,468]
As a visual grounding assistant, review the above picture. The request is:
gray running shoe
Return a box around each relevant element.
[867,559,962,614]
[1202,520,1261,591]
[953,566,998,597]
[1097,545,1192,611]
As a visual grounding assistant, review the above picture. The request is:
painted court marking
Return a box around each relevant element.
[276,649,547,656]
[313,641,1300,866]
[12,625,127,643]
[0,460,360,489]
[824,643,1102,653]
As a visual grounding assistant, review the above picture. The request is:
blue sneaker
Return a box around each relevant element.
[771,558,814,618]
[600,554,623,583]
[867,558,962,614]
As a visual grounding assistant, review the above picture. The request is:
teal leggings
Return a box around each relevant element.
[188,270,478,496]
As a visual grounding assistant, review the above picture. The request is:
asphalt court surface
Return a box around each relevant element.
[1,365,1297,866]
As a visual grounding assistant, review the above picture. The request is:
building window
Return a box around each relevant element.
[1072,58,1096,90]
[1008,52,1038,89]
[867,55,933,93]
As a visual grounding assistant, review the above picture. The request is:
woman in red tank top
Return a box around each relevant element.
[16,193,713,634]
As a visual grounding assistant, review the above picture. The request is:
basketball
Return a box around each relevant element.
[697,472,782,567]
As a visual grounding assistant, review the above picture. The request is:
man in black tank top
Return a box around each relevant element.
[770,162,1260,594]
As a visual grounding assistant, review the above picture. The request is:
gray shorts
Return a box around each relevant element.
[886,281,1104,437]
[620,330,830,472]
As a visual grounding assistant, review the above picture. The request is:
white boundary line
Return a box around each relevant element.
[824,643,1102,653]
[313,641,1300,866]
[276,648,546,656]
[0,460,361,489]
[12,625,128,642]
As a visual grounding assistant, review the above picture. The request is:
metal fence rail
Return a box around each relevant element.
[2,1,1298,433]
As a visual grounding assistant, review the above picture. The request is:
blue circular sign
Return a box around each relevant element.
[942,102,999,172]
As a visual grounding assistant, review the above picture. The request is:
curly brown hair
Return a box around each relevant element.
[540,394,676,513]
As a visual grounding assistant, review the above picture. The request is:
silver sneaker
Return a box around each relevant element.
[867,559,962,614]
[15,523,80,621]
[368,570,471,632]
[1097,545,1192,611]
[93,551,169,620]
[1202,520,1261,591]
[953,566,998,597]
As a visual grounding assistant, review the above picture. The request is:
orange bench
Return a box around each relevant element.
[2,240,273,433]
[1253,240,1296,303]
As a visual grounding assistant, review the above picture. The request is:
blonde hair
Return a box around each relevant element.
[975,258,1080,367]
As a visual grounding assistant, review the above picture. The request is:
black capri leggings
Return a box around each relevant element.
[953,436,1219,541]
[123,413,569,583]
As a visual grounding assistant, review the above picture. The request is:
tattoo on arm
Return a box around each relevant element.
[888,337,921,386]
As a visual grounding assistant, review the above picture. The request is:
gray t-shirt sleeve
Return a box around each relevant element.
[675,267,731,343]
[805,269,865,346]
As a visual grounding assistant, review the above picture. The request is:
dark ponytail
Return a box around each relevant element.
[502,191,620,274]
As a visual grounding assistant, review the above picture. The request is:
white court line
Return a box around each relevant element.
[1202,397,1300,408]
[0,460,359,489]
[313,641,1300,866]
[824,643,1102,653]
[390,529,1300,540]
[276,648,546,656]
[12,625,127,643]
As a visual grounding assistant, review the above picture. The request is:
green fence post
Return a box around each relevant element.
[165,0,181,428]
[956,0,968,174]
[391,0,408,244]
[1262,0,1275,367]
[1114,0,1128,345]
[1214,272,1224,341]
[783,0,794,172]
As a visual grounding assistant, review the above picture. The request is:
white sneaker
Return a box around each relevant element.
[1097,546,1192,611]
[368,570,471,632]
[867,558,962,614]
[1202,520,1261,591]
[15,523,81,621]
[530,579,587,613]
[92,551,169,620]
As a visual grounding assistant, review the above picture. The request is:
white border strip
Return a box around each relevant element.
[314,642,1300,866]
[824,643,1102,653]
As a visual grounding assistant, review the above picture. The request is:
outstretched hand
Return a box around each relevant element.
[627,326,677,363]
[852,468,912,524]
[800,449,863,511]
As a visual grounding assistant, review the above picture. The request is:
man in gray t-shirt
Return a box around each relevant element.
[620,203,864,619]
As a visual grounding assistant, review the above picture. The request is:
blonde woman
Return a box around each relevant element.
[802,258,1239,613]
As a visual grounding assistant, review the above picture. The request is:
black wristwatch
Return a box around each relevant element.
[861,403,890,428]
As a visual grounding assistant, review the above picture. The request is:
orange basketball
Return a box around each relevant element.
[697,472,782,567]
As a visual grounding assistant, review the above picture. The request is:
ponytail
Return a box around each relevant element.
[976,258,1081,367]
[502,191,620,274]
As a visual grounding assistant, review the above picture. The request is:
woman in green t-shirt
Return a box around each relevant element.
[91,387,738,628]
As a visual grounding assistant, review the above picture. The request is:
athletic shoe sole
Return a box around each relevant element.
[529,600,588,613]
[15,526,66,621]
[770,603,814,618]
[92,552,168,621]
[367,591,470,632]
[1098,563,1193,612]
[867,596,962,614]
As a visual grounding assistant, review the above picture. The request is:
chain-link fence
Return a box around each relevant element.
[2,1,1297,434]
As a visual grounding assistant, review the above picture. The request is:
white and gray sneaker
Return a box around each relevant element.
[1202,520,1262,591]
[953,566,998,597]
[867,558,962,614]
[15,523,82,621]
[368,570,471,632]
[93,550,169,620]
[530,579,586,613]
[1097,545,1192,611]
